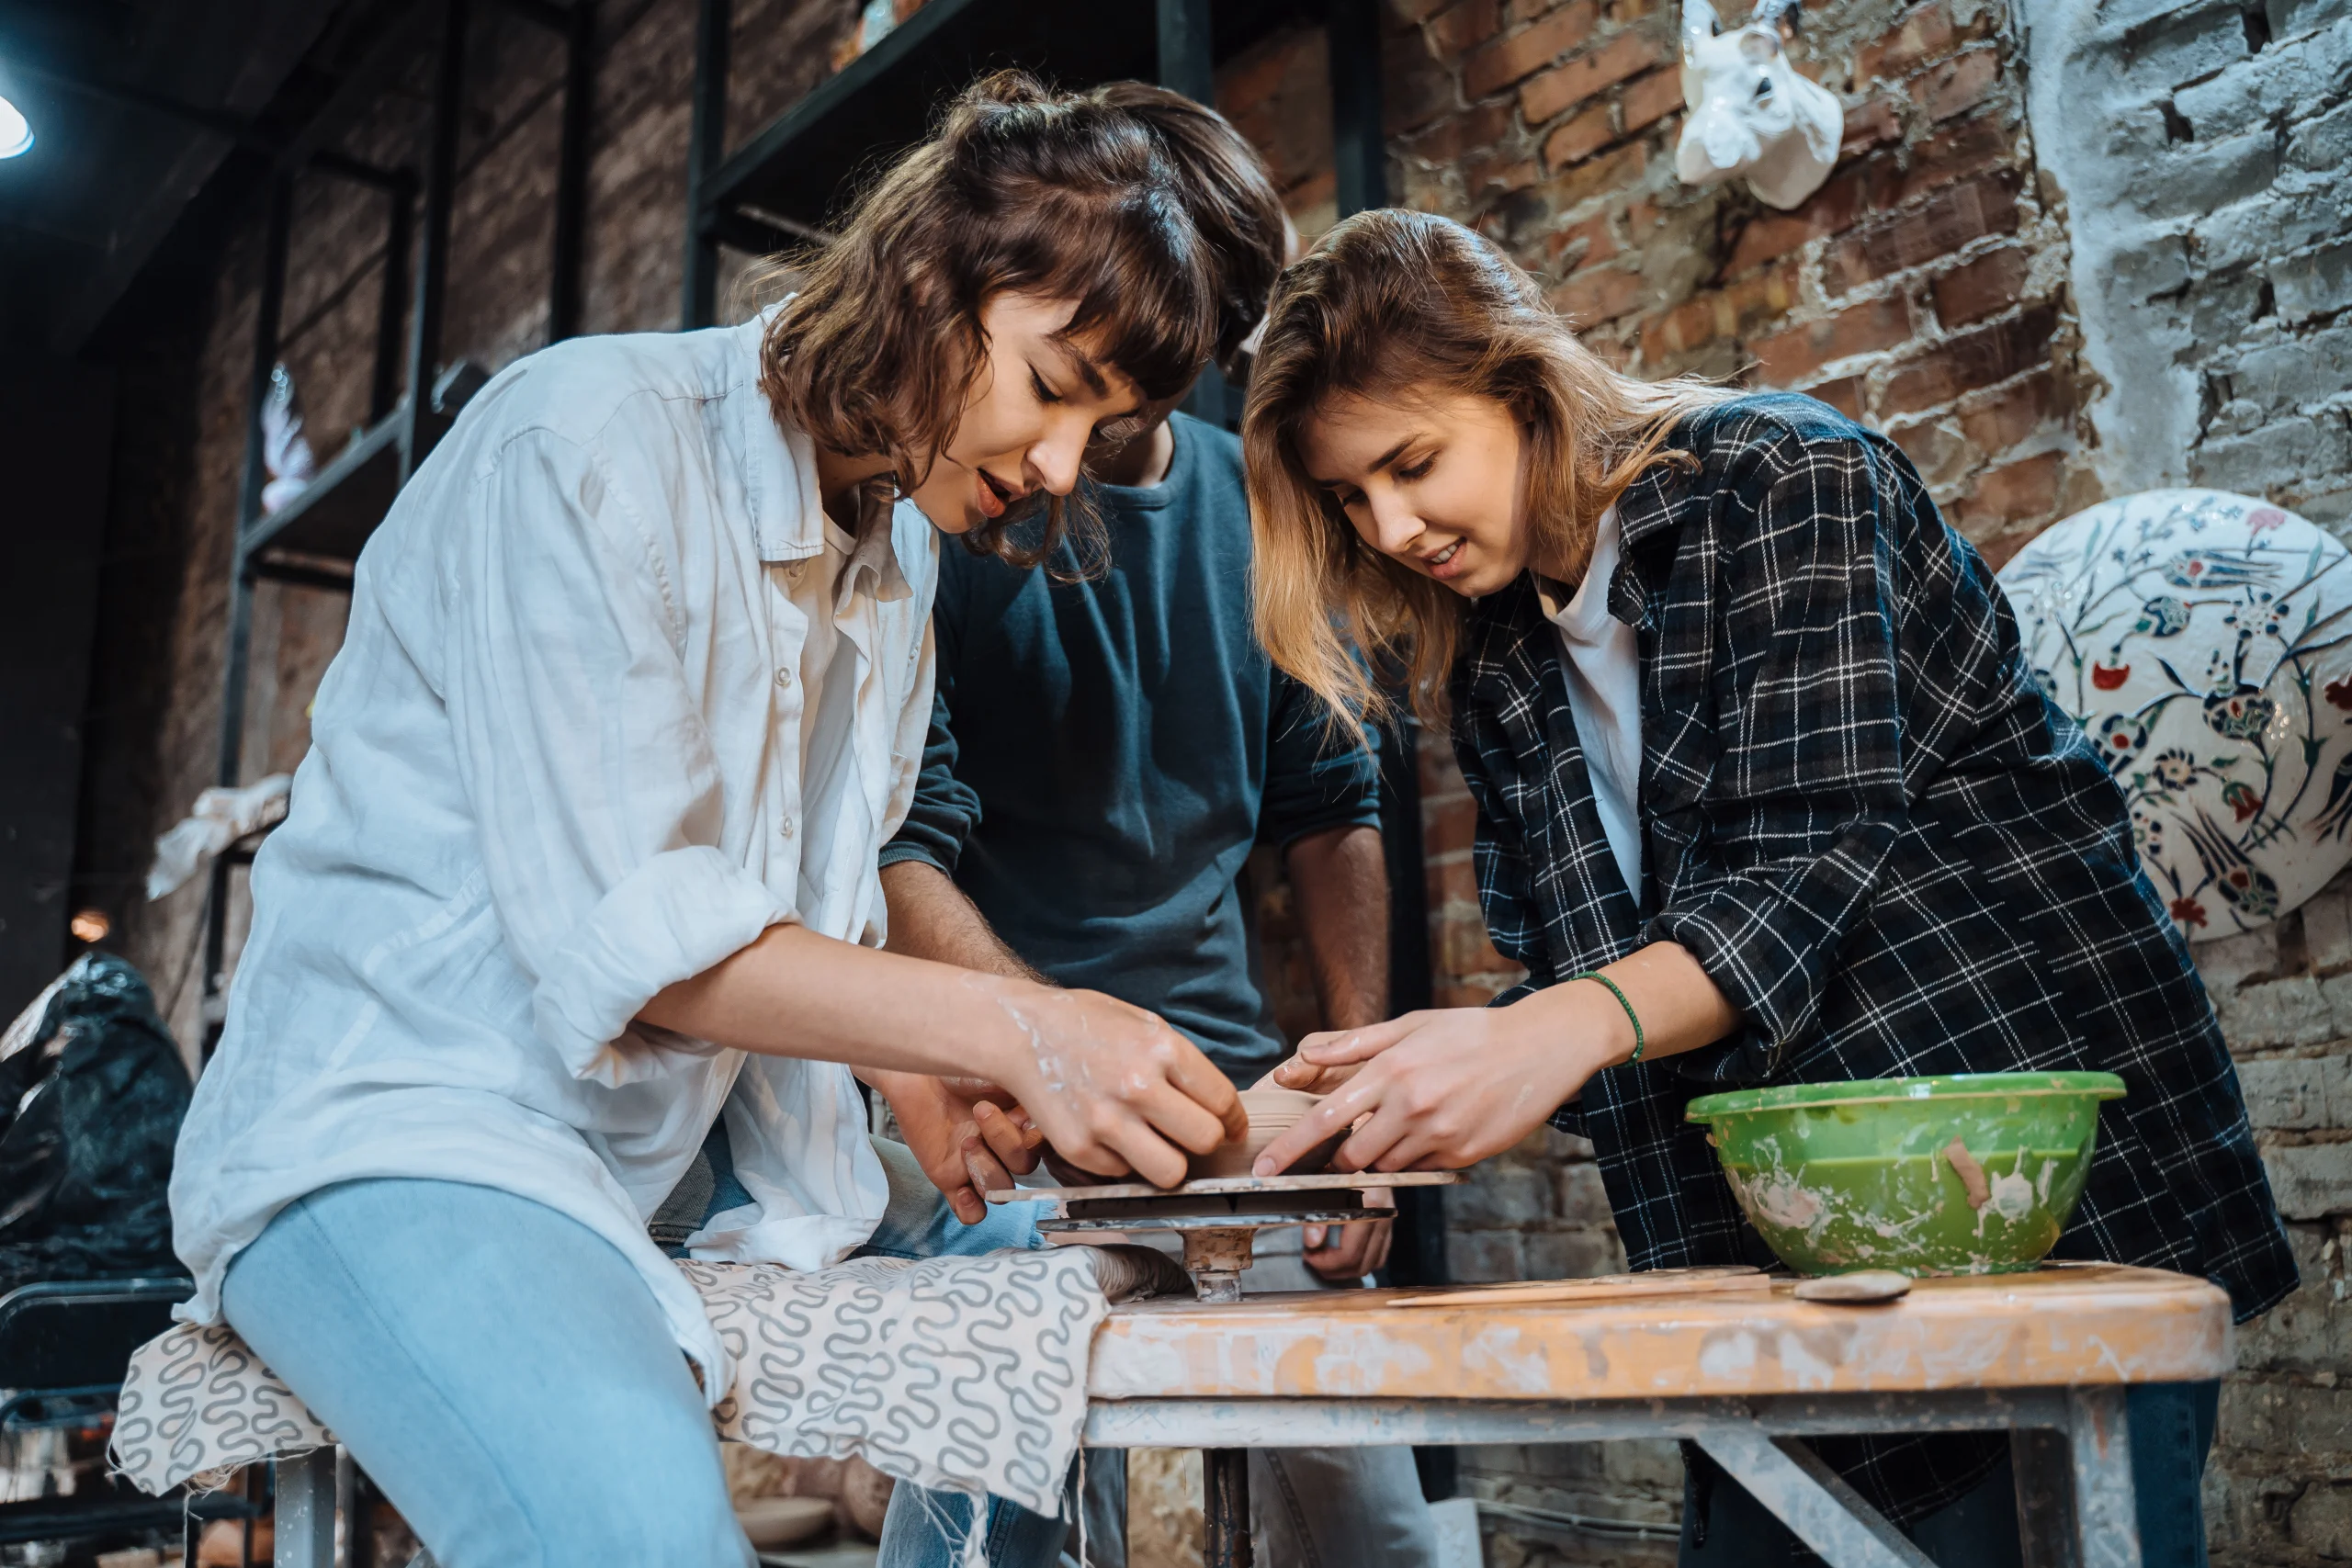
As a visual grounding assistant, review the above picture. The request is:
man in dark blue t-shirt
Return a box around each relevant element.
[876,403,1438,1567]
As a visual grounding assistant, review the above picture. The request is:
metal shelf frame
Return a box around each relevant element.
[200,0,598,1061]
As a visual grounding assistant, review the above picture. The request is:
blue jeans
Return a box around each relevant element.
[220,1142,1046,1568]
[1675,1382,2222,1568]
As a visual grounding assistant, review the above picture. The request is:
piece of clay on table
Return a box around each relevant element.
[1792,1270,1912,1303]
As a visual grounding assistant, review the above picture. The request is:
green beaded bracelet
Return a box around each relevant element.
[1569,970,1645,1064]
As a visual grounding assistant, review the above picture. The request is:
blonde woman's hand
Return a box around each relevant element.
[1252,1000,1622,1176]
[1260,1054,1366,1096]
[982,982,1247,1188]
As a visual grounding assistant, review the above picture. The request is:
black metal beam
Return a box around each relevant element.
[681,0,731,330]
[14,61,409,189]
[1328,0,1386,218]
[373,172,416,421]
[1155,0,1215,103]
[249,558,358,594]
[202,170,291,1064]
[1157,0,1227,427]
[549,1,595,341]
[219,174,292,792]
[707,206,800,260]
[401,0,469,484]
[481,0,571,30]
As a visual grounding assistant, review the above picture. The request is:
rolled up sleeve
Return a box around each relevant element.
[444,429,791,1087]
[878,683,981,877]
[1645,431,1908,1069]
[1259,669,1381,848]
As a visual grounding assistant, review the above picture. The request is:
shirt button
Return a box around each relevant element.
[779,818,795,839]
[775,668,793,688]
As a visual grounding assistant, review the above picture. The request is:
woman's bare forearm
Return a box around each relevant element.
[1500,939,1742,1081]
[639,922,1033,1084]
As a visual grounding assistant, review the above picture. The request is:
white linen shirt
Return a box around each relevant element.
[169,314,935,1396]
[1536,505,1643,899]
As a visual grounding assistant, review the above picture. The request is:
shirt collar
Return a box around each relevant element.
[737,301,911,604]
[1535,505,1623,639]
[833,483,912,609]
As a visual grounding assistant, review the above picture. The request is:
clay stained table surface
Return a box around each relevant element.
[1085,1263,2233,1403]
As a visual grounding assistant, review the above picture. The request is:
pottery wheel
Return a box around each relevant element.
[986,1171,1459,1303]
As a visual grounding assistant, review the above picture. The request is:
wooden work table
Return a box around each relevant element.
[1081,1264,2233,1568]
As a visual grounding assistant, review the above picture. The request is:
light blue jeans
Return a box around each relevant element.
[220,1141,1047,1568]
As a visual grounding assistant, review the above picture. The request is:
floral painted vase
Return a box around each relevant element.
[1997,490,2352,938]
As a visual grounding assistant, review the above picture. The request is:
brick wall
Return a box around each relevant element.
[2027,0,2352,529]
[88,0,862,1049]
[2188,890,2352,1567]
[67,0,2352,1561]
[1379,0,2336,1561]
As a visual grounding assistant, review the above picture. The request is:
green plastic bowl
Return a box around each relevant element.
[1685,1072,2126,1277]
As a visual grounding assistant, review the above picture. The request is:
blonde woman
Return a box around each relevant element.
[1242,209,2290,1568]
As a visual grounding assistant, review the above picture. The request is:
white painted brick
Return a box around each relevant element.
[2219,976,2336,1048]
[2321,974,2352,1042]
[2305,887,2352,971]
[1554,1161,1616,1228]
[2266,1141,2352,1220]
[2195,928,2281,991]
[2241,1055,2334,1129]
[2218,1377,2352,1454]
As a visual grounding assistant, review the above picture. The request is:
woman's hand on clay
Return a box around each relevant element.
[875,1072,1041,1224]
[1253,1001,1621,1176]
[982,983,1246,1188]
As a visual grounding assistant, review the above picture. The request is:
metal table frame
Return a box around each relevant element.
[1085,1385,2135,1568]
[266,1382,2134,1568]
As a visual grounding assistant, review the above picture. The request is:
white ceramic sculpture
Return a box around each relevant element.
[1676,0,1843,211]
[1997,490,2352,938]
[259,362,317,515]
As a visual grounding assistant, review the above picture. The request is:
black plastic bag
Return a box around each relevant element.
[0,955,192,1292]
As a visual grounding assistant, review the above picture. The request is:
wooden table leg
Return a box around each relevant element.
[1204,1447,1252,1568]
[2065,1387,2142,1568]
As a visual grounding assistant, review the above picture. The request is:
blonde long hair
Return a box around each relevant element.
[1242,209,1728,734]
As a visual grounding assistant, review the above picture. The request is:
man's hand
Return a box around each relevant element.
[873,1071,1042,1224]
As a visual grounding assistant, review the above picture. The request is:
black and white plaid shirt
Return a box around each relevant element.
[1451,393,2296,1524]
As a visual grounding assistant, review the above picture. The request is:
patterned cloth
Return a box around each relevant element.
[1450,392,2297,1523]
[109,1249,1105,1522]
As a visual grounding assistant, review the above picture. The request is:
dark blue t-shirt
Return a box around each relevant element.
[880,414,1380,1084]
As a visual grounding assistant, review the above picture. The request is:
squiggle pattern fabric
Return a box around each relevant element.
[110,1248,1105,1521]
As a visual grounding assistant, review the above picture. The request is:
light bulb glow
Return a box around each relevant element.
[0,95,33,160]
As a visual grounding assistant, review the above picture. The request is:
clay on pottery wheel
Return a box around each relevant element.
[735,1495,834,1550]
[1189,1088,1347,1179]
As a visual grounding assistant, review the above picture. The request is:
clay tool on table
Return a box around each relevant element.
[1386,1265,1771,1309]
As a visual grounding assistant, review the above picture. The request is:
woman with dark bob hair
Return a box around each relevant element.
[1246,209,2294,1567]
[169,74,1283,1568]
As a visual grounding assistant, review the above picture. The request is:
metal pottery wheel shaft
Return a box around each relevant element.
[1182,1227,1257,1303]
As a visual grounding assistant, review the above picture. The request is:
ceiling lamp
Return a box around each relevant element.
[0,94,33,159]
